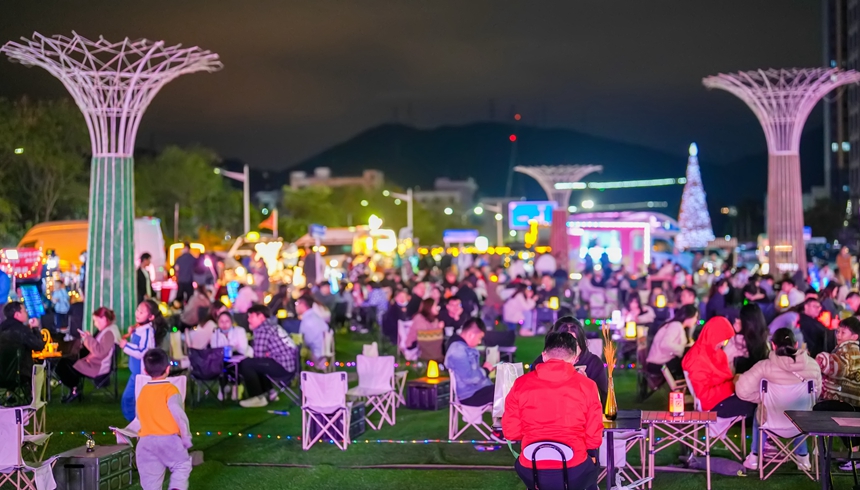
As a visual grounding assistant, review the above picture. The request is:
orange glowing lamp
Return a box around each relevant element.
[819,310,832,328]
[490,274,498,283]
[624,321,637,339]
[548,297,559,310]
[427,360,440,379]
[778,294,789,309]
[655,294,667,309]
[277,309,288,319]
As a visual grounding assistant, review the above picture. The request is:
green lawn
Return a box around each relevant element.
[19,333,833,489]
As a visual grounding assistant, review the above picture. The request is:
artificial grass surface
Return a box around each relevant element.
[18,333,829,489]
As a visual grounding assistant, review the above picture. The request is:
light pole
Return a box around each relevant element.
[385,188,413,237]
[476,203,505,247]
[215,164,250,235]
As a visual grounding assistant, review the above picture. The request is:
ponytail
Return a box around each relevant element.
[772,327,797,361]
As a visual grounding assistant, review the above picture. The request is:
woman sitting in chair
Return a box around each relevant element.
[734,327,821,471]
[646,305,698,380]
[55,307,117,403]
[411,298,444,362]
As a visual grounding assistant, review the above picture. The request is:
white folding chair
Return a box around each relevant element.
[362,342,379,357]
[321,331,336,372]
[0,407,58,490]
[598,430,647,487]
[397,320,418,361]
[683,370,746,461]
[111,375,188,446]
[347,355,396,430]
[757,379,817,480]
[301,371,350,451]
[587,338,604,359]
[21,365,46,436]
[393,371,408,407]
[449,374,492,440]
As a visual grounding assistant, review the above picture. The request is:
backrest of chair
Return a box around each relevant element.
[323,330,335,357]
[188,347,225,380]
[397,321,413,350]
[134,374,188,402]
[661,365,680,391]
[357,355,394,391]
[449,373,460,403]
[362,342,379,357]
[301,371,347,410]
[586,339,603,359]
[483,330,516,347]
[760,379,815,436]
[31,363,46,406]
[683,371,702,411]
[523,441,574,463]
[0,408,23,468]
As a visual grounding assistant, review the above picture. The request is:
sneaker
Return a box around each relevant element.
[743,452,759,471]
[217,387,224,401]
[268,389,280,402]
[490,427,505,443]
[796,454,812,472]
[839,461,857,472]
[239,395,268,408]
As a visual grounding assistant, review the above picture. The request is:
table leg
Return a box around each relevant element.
[607,431,615,490]
[705,423,711,490]
[648,423,655,489]
[819,435,829,490]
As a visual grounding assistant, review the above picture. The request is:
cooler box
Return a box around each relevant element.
[308,401,366,440]
[406,377,450,410]
[53,444,134,490]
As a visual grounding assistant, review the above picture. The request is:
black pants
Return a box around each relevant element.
[54,358,83,388]
[460,385,495,407]
[713,394,756,419]
[814,399,859,446]
[176,282,194,305]
[515,458,599,490]
[239,357,291,398]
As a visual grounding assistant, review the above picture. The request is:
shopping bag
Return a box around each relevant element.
[492,362,524,419]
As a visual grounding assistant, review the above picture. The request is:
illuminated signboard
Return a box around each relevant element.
[508,201,556,230]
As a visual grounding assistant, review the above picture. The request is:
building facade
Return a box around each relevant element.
[289,167,384,190]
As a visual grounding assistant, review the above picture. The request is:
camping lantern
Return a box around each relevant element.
[669,391,685,417]
[655,294,667,309]
[548,297,559,310]
[426,360,440,379]
[778,294,789,309]
[624,322,637,339]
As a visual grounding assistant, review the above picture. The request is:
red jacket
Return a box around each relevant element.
[681,317,736,411]
[503,359,603,469]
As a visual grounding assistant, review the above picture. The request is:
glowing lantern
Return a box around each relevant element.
[490,274,498,283]
[624,322,637,339]
[426,360,440,379]
[245,231,261,242]
[220,295,232,308]
[655,295,667,309]
[277,309,288,319]
[158,302,170,317]
[819,310,832,328]
[548,297,559,310]
[778,294,789,309]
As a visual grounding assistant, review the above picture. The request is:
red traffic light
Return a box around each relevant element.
[509,134,517,142]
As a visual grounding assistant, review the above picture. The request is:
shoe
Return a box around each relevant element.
[519,328,535,337]
[231,387,239,401]
[61,387,81,404]
[743,452,759,471]
[490,428,505,443]
[268,389,280,402]
[796,454,812,472]
[217,387,224,401]
[839,461,858,471]
[239,395,268,408]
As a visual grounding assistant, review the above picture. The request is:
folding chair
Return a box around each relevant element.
[683,370,746,461]
[397,320,418,361]
[0,408,58,490]
[0,350,27,407]
[347,355,396,430]
[188,348,225,406]
[598,430,647,487]
[301,371,350,451]
[661,365,692,405]
[321,331,336,373]
[268,343,302,406]
[483,330,517,363]
[88,348,119,399]
[393,371,408,407]
[448,374,492,440]
[362,342,379,357]
[111,375,188,446]
[21,365,46,436]
[757,379,818,480]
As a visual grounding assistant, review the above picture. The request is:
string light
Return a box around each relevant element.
[56,430,497,445]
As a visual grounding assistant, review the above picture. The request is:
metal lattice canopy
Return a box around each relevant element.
[703,68,860,154]
[514,165,603,207]
[1,31,223,156]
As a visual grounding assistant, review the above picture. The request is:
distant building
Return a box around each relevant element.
[289,167,384,190]
[413,177,478,207]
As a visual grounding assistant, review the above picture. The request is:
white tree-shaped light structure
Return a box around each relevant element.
[676,143,715,251]
[703,68,860,276]
[515,165,603,270]
[2,32,222,330]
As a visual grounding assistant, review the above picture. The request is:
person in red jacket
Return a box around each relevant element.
[682,316,756,418]
[503,332,603,490]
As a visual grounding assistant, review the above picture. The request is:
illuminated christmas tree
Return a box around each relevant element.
[676,143,715,250]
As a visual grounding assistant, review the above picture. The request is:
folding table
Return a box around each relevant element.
[604,410,644,490]
[786,410,860,490]
[642,410,716,490]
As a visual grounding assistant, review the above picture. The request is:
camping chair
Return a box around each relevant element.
[449,374,492,440]
[524,441,574,490]
[661,365,692,405]
[397,320,418,362]
[188,348,225,406]
[301,371,350,451]
[268,345,303,406]
[0,408,58,490]
[320,331,336,373]
[0,350,27,407]
[757,379,818,480]
[21,365,47,436]
[111,375,188,446]
[683,370,746,461]
[362,342,379,357]
[87,348,119,399]
[393,371,408,407]
[483,330,517,363]
[347,355,396,430]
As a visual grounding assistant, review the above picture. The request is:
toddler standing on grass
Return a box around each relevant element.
[137,348,193,490]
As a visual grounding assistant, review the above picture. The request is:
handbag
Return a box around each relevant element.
[492,362,524,419]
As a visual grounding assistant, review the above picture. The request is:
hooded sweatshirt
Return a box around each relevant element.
[682,317,735,410]
[503,359,603,469]
[735,350,822,407]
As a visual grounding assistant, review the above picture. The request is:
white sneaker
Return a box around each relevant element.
[217,387,224,401]
[743,452,759,470]
[839,461,857,472]
[796,454,812,472]
[231,386,238,401]
[239,395,268,408]
[268,389,280,402]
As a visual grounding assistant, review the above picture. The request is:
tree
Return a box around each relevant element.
[676,143,715,250]
[804,198,847,242]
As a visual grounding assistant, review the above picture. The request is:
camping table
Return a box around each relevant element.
[604,411,643,490]
[785,410,860,490]
[32,352,62,402]
[642,410,717,490]
[226,355,245,400]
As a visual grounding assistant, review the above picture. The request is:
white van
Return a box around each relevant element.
[18,217,167,280]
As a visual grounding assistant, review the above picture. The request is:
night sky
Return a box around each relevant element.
[0,1,822,170]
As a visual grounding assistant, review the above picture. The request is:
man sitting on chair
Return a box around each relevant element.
[445,318,494,406]
[239,304,298,408]
[503,332,603,490]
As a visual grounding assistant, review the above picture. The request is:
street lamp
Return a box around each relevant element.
[477,202,505,247]
[214,164,250,235]
[581,199,595,209]
[444,207,453,215]
[473,206,484,215]
[385,188,413,236]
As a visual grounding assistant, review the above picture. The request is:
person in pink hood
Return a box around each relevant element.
[682,316,756,418]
